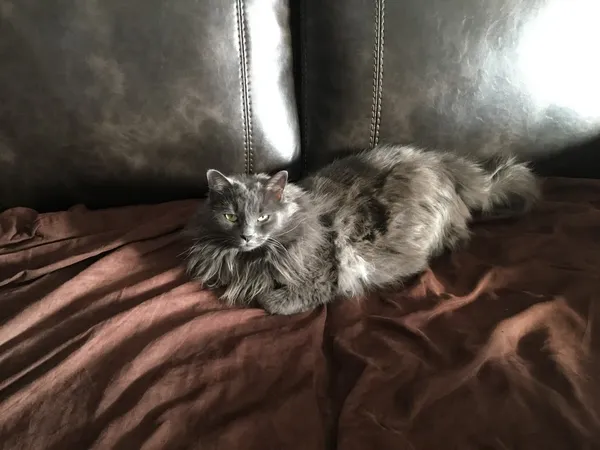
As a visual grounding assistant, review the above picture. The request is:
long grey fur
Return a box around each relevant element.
[184,145,540,315]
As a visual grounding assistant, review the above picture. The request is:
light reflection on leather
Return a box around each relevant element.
[518,0,600,119]
[300,0,600,170]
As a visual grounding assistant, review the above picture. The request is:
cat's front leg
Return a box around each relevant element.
[258,288,320,315]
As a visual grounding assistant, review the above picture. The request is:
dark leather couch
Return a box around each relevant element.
[1,0,599,209]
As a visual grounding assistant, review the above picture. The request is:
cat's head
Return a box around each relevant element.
[205,169,294,251]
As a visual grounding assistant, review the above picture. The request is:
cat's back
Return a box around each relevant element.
[304,146,452,254]
[298,145,460,296]
[301,145,444,205]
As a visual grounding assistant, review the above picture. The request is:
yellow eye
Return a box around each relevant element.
[257,214,270,222]
[224,213,238,222]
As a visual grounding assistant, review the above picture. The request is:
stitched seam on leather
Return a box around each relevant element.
[369,0,385,148]
[301,0,310,174]
[236,0,254,174]
[377,0,385,145]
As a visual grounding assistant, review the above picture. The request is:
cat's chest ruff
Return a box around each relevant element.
[231,251,289,284]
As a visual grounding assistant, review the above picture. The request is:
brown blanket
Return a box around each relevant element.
[1,177,600,449]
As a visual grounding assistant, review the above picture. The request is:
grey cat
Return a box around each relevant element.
[184,145,539,315]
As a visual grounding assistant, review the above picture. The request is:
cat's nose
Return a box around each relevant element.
[240,234,253,242]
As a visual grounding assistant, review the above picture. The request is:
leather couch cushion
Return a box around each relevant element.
[0,0,299,211]
[298,0,600,175]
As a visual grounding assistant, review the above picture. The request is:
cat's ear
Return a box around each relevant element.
[265,170,288,202]
[206,169,232,191]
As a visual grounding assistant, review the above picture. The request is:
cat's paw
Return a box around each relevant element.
[258,292,313,316]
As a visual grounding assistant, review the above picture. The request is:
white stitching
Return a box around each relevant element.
[301,0,310,174]
[369,0,385,149]
[235,0,253,174]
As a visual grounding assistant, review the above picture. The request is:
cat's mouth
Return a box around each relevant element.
[238,240,265,252]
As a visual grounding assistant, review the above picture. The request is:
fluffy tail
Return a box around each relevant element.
[482,154,540,214]
[454,154,541,217]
